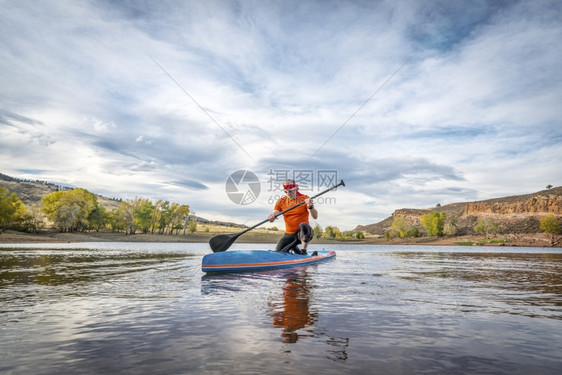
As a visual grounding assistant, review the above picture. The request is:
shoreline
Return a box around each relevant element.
[0,230,560,248]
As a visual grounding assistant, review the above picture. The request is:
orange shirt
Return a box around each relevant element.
[274,195,309,234]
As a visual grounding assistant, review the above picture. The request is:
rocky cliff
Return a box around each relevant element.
[356,186,562,236]
[464,194,562,215]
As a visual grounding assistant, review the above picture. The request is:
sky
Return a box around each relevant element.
[1,0,561,231]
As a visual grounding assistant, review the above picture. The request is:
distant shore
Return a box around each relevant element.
[0,230,560,248]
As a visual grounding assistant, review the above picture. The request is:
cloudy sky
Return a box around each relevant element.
[1,0,561,231]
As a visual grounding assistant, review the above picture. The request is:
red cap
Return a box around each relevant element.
[283,183,298,191]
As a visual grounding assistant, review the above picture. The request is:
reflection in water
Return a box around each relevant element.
[0,250,195,287]
[389,251,562,319]
[269,269,316,343]
[268,269,350,361]
[202,268,350,360]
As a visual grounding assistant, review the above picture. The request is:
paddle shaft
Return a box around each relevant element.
[236,179,345,236]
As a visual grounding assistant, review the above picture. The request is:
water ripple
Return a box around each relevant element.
[1,244,561,374]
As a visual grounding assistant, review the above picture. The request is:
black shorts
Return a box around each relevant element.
[276,222,313,252]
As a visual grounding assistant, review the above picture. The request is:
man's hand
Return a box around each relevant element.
[268,210,280,222]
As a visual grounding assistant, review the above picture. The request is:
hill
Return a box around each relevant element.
[0,172,246,228]
[0,173,121,210]
[355,186,562,236]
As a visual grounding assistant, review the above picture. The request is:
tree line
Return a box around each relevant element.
[385,211,560,240]
[2,184,363,238]
[2,185,558,240]
[0,186,193,235]
[319,225,364,240]
[264,224,364,240]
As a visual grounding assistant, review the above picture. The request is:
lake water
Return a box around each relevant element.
[0,242,560,374]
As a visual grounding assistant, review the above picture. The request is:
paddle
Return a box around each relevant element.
[209,179,345,252]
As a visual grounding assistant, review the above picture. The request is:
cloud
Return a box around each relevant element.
[1,0,561,230]
[173,179,208,190]
[0,110,45,128]
[90,118,117,133]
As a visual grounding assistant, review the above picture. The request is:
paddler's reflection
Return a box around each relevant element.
[201,268,348,359]
[270,268,317,343]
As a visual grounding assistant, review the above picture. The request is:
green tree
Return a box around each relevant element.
[67,188,97,231]
[391,216,410,238]
[420,212,446,237]
[174,204,190,235]
[133,198,154,234]
[473,218,498,239]
[41,190,66,225]
[0,186,27,230]
[150,199,163,234]
[166,202,180,234]
[324,226,341,239]
[180,210,192,235]
[119,200,136,234]
[108,208,127,232]
[343,231,354,239]
[88,205,107,232]
[334,227,342,239]
[314,224,323,239]
[23,203,44,233]
[158,201,172,234]
[188,219,197,234]
[406,227,420,237]
[540,214,559,244]
[356,231,365,239]
[41,188,97,232]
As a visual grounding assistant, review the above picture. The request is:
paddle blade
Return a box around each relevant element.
[209,233,239,252]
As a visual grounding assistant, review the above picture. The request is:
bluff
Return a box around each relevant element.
[355,186,562,236]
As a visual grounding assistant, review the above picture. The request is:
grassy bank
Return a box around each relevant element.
[0,228,346,245]
[1,229,559,248]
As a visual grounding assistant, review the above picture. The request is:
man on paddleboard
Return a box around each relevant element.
[268,179,317,254]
